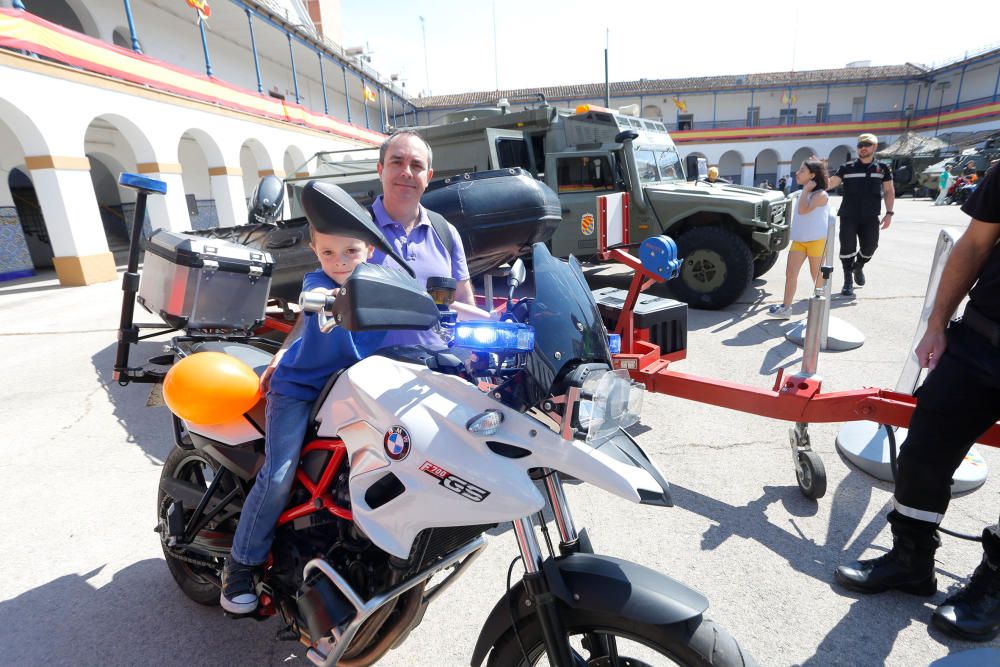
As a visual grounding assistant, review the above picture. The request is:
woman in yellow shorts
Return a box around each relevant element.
[768,158,830,319]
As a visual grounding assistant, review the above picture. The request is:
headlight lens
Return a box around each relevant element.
[577,369,644,444]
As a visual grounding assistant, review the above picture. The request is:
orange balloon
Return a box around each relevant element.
[163,351,261,425]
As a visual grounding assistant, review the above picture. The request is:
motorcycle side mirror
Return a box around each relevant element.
[331,264,439,331]
[249,175,285,225]
[299,180,416,279]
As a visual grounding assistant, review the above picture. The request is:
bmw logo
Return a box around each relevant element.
[383,426,411,461]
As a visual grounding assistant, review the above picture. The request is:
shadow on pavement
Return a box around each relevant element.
[671,468,988,663]
[0,559,292,666]
[91,340,176,465]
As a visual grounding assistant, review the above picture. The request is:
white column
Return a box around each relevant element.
[26,156,116,284]
[208,167,248,228]
[137,164,190,233]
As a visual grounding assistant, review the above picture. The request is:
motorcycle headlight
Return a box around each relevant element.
[451,321,534,353]
[577,369,644,444]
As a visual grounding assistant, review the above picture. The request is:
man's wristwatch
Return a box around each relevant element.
[885,211,894,215]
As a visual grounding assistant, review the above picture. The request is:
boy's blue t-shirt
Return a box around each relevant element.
[268,270,386,402]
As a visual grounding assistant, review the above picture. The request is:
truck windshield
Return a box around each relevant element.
[635,149,660,184]
[656,148,685,182]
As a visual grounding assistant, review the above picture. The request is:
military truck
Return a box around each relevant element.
[295,102,791,309]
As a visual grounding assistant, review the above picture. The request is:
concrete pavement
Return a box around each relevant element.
[1,195,998,666]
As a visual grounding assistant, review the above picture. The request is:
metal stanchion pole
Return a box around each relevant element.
[835,228,987,493]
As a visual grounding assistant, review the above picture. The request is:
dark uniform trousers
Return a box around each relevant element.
[890,321,1000,557]
[839,214,880,273]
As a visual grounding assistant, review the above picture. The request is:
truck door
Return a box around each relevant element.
[544,151,619,257]
[485,129,531,170]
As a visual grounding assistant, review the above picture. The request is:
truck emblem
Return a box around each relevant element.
[581,213,595,236]
[383,426,411,461]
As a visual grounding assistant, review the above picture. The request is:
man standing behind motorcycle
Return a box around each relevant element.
[370,131,488,347]
[221,221,384,614]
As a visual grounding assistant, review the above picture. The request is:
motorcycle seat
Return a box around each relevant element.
[189,340,274,377]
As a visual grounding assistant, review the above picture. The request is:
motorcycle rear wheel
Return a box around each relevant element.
[157,446,227,606]
[486,608,755,667]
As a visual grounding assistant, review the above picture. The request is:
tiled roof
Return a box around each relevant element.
[412,63,931,110]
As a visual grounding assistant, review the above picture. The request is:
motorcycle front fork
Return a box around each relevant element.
[511,470,582,667]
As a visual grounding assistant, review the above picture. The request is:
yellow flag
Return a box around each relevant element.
[363,85,377,103]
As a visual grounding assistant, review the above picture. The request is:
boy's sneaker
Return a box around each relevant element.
[767,304,792,319]
[853,266,867,287]
[221,558,258,614]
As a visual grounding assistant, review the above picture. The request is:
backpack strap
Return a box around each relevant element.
[424,209,454,266]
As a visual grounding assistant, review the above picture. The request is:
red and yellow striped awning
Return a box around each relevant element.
[0,8,384,146]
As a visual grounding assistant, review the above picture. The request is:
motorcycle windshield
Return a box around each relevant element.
[527,243,611,392]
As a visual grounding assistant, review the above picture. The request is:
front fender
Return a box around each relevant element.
[469,552,708,666]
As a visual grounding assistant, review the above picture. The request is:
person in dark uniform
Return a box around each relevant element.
[835,161,1000,641]
[826,133,895,296]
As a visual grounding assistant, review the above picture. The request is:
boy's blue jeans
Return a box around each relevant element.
[231,390,311,566]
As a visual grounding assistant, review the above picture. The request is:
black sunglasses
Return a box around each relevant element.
[857,142,874,148]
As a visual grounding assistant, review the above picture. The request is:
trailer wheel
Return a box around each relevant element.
[796,450,827,500]
[669,227,754,310]
[752,250,780,279]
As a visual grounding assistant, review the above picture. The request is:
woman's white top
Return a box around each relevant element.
[791,191,830,242]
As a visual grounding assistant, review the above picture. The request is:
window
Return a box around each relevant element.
[779,108,798,126]
[556,156,615,193]
[677,114,693,131]
[495,138,530,170]
[657,148,684,182]
[852,97,865,122]
[634,150,660,184]
[816,103,830,123]
[746,107,760,127]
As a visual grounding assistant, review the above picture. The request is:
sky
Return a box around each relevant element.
[340,1,1000,98]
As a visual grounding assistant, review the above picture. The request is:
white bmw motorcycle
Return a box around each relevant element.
[139,181,756,666]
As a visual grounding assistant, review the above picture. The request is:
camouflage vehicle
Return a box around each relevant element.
[296,103,791,309]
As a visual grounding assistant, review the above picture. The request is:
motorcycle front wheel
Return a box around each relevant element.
[157,446,228,606]
[486,608,756,667]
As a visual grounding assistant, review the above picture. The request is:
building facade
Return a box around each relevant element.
[0,0,410,286]
[411,47,1000,188]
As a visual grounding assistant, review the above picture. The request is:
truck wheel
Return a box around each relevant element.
[752,250,780,279]
[669,227,754,310]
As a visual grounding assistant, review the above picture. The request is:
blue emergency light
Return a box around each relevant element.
[451,321,535,353]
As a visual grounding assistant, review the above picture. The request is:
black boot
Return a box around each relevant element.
[853,263,866,287]
[840,260,855,297]
[835,517,939,595]
[932,526,1000,641]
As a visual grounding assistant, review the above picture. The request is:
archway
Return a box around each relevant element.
[283,145,307,179]
[828,145,852,171]
[0,101,51,279]
[754,149,779,188]
[718,150,743,184]
[240,139,271,204]
[178,130,223,230]
[22,0,100,39]
[84,115,149,261]
[7,168,51,272]
[642,104,662,121]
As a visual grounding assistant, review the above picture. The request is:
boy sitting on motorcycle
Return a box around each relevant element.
[221,219,385,614]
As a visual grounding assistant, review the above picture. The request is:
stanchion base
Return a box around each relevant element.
[836,420,988,495]
[785,316,865,351]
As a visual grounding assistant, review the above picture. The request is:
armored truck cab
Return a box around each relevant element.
[292,103,789,309]
[407,103,789,309]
